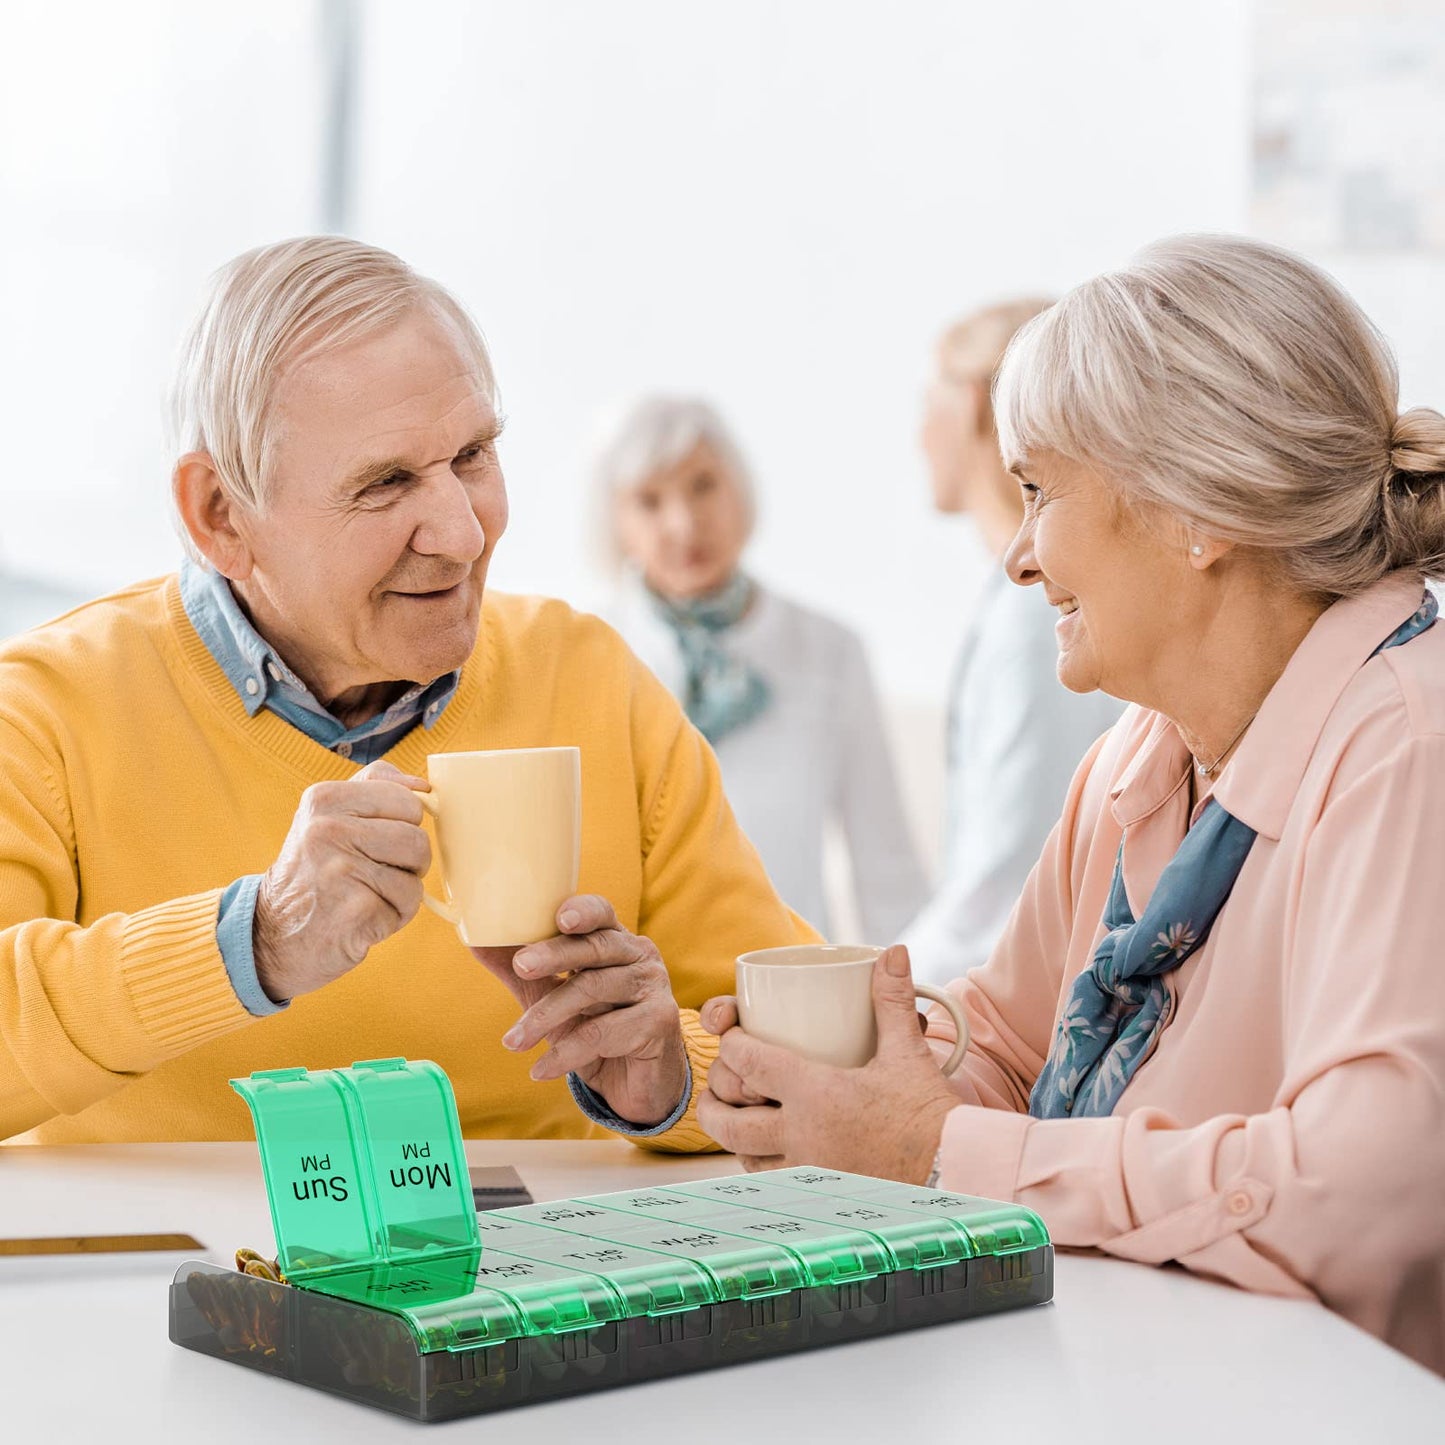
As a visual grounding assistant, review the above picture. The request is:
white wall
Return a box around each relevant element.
[0,1,1257,704]
[350,0,1254,702]
[8,2,1444,705]
[4,0,1441,898]
[0,2,327,590]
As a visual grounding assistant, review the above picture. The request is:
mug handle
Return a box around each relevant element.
[421,892,460,927]
[414,791,460,927]
[914,983,970,1077]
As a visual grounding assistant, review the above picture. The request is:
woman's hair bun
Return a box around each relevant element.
[1390,407,1445,478]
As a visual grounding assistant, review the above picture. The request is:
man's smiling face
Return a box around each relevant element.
[232,306,508,710]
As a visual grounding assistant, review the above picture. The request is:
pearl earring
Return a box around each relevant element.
[1190,544,1205,557]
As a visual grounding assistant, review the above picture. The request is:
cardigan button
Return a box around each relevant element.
[244,677,260,697]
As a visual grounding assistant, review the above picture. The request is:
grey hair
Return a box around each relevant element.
[168,235,496,558]
[994,233,1445,600]
[592,396,756,571]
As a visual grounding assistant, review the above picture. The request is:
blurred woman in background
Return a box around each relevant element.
[596,396,926,941]
[902,301,1125,986]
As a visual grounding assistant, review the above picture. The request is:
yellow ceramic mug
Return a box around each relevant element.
[418,747,581,947]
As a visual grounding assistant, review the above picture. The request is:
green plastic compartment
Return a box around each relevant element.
[570,1188,894,1285]
[763,1165,1051,1255]
[495,1198,809,1300]
[664,1176,976,1270]
[303,1254,526,1352]
[471,1210,716,1316]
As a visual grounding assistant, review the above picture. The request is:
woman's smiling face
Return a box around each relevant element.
[1002,449,1191,702]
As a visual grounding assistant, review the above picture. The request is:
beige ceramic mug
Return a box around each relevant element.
[418,747,581,947]
[735,944,969,1073]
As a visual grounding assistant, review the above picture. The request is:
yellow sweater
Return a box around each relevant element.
[0,577,813,1145]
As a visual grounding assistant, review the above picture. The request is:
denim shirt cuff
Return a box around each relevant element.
[218,874,288,1017]
[566,1062,692,1138]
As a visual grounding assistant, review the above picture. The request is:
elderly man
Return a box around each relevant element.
[0,237,811,1146]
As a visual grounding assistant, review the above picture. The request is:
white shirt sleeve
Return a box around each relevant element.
[833,626,930,944]
[901,579,1125,987]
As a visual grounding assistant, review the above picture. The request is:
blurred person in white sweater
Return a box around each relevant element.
[596,396,926,942]
[900,302,1125,985]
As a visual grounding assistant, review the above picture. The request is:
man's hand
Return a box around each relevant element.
[253,761,432,1002]
[480,895,688,1129]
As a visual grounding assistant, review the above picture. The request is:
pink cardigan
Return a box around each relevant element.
[926,572,1445,1372]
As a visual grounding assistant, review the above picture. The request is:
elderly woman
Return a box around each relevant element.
[597,396,926,941]
[695,236,1445,1372]
[903,301,1126,986]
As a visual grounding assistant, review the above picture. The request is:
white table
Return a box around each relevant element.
[3,1142,1442,1443]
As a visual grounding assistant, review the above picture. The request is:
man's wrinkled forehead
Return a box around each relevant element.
[263,312,495,494]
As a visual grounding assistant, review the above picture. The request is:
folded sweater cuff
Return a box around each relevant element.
[628,1008,725,1154]
[121,890,255,1055]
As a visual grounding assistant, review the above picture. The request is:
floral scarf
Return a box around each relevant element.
[1030,590,1439,1120]
[648,573,771,744]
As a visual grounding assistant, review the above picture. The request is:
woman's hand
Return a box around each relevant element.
[697,944,960,1181]
[477,894,688,1128]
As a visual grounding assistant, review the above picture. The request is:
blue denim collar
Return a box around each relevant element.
[178,558,459,749]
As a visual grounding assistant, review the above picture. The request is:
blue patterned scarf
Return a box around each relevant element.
[648,573,771,744]
[1030,590,1439,1120]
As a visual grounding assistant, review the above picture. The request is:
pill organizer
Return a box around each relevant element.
[169,1057,1053,1421]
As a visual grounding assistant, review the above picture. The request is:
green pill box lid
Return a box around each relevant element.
[762,1166,1051,1255]
[231,1057,477,1280]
